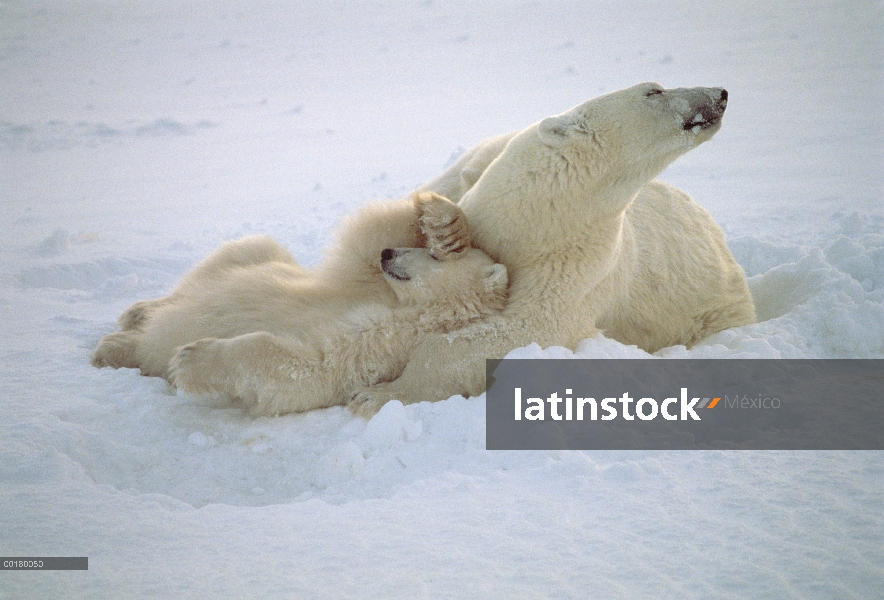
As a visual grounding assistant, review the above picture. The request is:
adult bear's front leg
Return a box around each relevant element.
[414,191,472,259]
[347,297,598,417]
[347,323,510,417]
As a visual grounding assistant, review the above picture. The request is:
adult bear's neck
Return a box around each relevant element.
[464,182,634,273]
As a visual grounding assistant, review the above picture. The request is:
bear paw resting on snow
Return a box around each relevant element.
[92,192,507,416]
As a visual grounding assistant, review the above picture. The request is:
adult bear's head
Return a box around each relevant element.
[539,83,727,147]
[457,83,728,266]
[536,83,726,202]
[462,84,727,222]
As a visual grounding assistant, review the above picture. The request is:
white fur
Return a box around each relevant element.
[416,132,517,203]
[349,83,755,416]
[92,194,508,416]
[95,83,755,418]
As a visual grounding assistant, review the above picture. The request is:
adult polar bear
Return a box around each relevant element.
[347,82,755,416]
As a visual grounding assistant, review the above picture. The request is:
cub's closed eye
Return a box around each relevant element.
[646,89,663,96]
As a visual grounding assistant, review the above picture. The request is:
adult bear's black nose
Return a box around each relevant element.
[381,248,394,261]
[714,89,728,113]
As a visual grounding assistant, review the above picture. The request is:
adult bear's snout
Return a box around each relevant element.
[682,87,728,131]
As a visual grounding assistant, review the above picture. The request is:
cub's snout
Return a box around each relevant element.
[381,248,412,281]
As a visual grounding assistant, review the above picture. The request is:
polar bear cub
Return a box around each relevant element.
[92,192,508,416]
[167,244,507,416]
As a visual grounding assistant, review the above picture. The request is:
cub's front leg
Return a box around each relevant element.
[168,332,333,416]
[168,337,237,397]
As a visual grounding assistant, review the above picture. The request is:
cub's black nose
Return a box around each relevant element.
[720,89,728,101]
[381,248,394,261]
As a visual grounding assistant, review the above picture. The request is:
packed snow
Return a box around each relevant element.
[2,0,882,597]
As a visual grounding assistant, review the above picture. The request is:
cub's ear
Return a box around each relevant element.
[484,263,509,292]
[538,114,573,147]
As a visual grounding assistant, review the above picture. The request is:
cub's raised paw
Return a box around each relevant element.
[413,191,471,259]
[168,338,228,395]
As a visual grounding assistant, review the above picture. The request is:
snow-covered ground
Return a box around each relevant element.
[2,1,882,597]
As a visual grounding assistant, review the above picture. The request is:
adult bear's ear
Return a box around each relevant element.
[538,114,573,147]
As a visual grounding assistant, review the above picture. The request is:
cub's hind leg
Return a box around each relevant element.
[117,236,301,332]
[177,235,302,287]
[118,298,171,331]
[91,330,141,369]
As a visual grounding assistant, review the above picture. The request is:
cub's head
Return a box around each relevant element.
[380,247,508,324]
